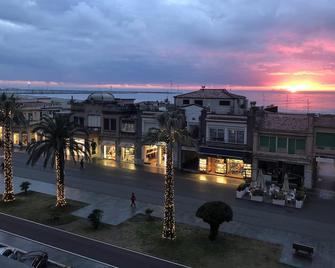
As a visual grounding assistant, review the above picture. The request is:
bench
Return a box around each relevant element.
[292,243,314,258]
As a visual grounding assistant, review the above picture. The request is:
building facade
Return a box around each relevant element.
[313,114,335,190]
[252,112,314,189]
[175,87,252,180]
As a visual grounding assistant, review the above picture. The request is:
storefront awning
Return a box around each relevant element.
[199,146,252,160]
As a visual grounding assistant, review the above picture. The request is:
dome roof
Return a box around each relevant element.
[87,92,115,102]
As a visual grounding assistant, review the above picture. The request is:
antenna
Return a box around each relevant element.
[307,99,310,113]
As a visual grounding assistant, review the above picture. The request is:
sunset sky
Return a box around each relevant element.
[1,0,335,91]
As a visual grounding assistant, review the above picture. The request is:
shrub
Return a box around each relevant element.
[20,181,31,195]
[196,201,233,241]
[251,188,263,196]
[296,191,306,201]
[236,183,249,191]
[273,191,285,200]
[88,209,103,230]
[145,208,154,221]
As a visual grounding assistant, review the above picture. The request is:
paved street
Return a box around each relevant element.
[0,228,112,268]
[0,213,185,268]
[3,152,335,267]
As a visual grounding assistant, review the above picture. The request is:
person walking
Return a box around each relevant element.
[1,162,4,171]
[130,192,136,208]
[80,158,84,169]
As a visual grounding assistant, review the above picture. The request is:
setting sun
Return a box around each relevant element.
[276,80,320,93]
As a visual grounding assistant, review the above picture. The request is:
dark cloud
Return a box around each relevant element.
[0,0,335,86]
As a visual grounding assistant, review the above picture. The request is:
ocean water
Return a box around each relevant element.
[29,89,335,114]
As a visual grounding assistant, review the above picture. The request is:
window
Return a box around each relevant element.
[74,116,84,127]
[288,138,295,154]
[103,118,109,130]
[183,99,190,105]
[219,100,230,106]
[194,100,203,106]
[217,129,225,141]
[316,132,335,148]
[110,118,116,131]
[228,129,245,144]
[228,129,236,143]
[88,115,101,128]
[277,137,287,152]
[295,138,306,152]
[259,136,269,148]
[208,128,224,141]
[269,137,276,152]
[209,128,217,140]
[237,130,244,144]
[121,120,135,133]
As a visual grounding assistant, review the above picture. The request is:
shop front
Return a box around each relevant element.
[13,132,20,145]
[257,159,304,187]
[66,138,86,159]
[121,143,135,163]
[198,146,252,179]
[103,142,116,160]
[142,143,166,167]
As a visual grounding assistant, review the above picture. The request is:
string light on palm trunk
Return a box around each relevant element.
[55,151,67,207]
[162,141,176,240]
[3,123,15,202]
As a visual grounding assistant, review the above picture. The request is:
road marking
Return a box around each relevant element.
[0,228,117,268]
[0,212,190,268]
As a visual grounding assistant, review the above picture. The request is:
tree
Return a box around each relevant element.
[0,93,25,202]
[196,201,233,241]
[88,209,103,229]
[144,110,192,240]
[20,181,31,195]
[26,115,90,207]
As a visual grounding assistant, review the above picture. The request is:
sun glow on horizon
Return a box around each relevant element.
[276,80,322,93]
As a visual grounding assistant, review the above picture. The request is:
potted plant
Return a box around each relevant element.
[250,188,264,202]
[236,183,249,199]
[272,191,286,206]
[295,191,306,208]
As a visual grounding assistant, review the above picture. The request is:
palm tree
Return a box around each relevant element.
[144,110,192,240]
[26,115,90,207]
[0,93,25,202]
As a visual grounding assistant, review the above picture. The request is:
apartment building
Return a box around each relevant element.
[175,87,252,179]
[252,112,314,189]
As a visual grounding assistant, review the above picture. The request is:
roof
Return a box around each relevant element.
[174,88,246,99]
[87,92,115,102]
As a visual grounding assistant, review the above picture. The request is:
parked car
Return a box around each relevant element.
[0,246,18,257]
[18,251,48,268]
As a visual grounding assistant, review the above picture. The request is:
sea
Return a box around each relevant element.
[25,88,335,114]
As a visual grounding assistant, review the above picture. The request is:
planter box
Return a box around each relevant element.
[250,195,263,202]
[295,200,304,208]
[272,199,285,206]
[236,190,245,199]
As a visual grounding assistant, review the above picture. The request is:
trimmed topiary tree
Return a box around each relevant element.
[88,209,103,230]
[196,201,233,241]
[20,181,31,195]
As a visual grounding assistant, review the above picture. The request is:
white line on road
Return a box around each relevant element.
[0,228,117,268]
[0,212,190,268]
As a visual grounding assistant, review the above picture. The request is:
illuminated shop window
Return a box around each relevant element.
[199,158,207,171]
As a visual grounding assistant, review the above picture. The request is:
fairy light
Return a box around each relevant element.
[162,141,176,240]
[3,121,15,202]
[55,151,67,207]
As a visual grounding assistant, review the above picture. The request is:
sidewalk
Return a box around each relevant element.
[7,176,335,268]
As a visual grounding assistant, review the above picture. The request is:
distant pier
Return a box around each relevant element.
[0,88,179,95]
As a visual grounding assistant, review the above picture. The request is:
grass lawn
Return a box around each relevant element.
[0,191,86,226]
[0,191,291,268]
[64,215,291,268]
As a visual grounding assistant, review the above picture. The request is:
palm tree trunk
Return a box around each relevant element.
[162,142,176,240]
[55,151,67,207]
[3,120,14,202]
